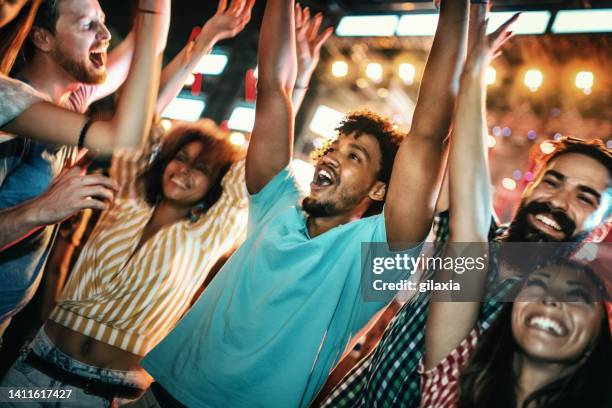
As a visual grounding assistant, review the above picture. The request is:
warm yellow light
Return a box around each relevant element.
[502,177,517,190]
[184,73,196,86]
[229,132,247,146]
[575,71,594,93]
[524,69,543,91]
[160,119,172,132]
[365,62,383,83]
[331,61,349,78]
[488,135,497,148]
[540,141,556,154]
[398,63,416,85]
[486,67,497,85]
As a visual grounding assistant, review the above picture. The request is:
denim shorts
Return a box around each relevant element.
[0,328,149,407]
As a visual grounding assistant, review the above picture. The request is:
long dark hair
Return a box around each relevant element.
[0,0,42,74]
[458,265,612,408]
[139,121,243,216]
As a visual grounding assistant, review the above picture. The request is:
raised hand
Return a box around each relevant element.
[36,166,119,225]
[201,0,255,45]
[294,3,333,88]
[465,13,519,77]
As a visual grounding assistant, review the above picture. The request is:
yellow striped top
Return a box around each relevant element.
[50,146,248,356]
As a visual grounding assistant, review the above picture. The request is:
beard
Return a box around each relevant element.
[52,46,106,85]
[500,201,585,276]
[302,186,367,218]
[505,201,578,243]
[302,197,337,217]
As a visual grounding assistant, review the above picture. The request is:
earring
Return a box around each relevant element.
[189,203,206,223]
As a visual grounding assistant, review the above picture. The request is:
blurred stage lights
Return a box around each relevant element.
[488,135,497,148]
[502,178,517,191]
[486,11,550,36]
[524,69,543,92]
[332,61,349,78]
[184,73,196,86]
[575,71,594,94]
[398,63,416,85]
[485,67,496,86]
[229,132,247,147]
[160,119,173,132]
[310,105,345,139]
[228,106,256,132]
[337,9,612,38]
[336,15,399,37]
[193,53,228,75]
[161,97,205,121]
[540,141,556,154]
[366,63,383,83]
[552,9,612,34]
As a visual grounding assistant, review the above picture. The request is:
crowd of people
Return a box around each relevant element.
[0,0,610,407]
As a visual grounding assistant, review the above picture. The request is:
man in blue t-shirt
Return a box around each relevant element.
[140,0,470,407]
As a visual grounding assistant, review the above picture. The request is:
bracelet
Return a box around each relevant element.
[138,8,162,14]
[77,118,94,149]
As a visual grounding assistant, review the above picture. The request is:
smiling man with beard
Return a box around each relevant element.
[0,0,168,340]
[319,86,612,408]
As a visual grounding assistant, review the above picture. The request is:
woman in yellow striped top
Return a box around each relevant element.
[0,1,256,405]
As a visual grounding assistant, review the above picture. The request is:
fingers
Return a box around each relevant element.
[79,174,119,191]
[295,3,303,27]
[78,185,116,202]
[227,0,242,15]
[491,12,520,43]
[307,13,323,41]
[76,197,108,212]
[314,26,333,52]
[217,0,228,14]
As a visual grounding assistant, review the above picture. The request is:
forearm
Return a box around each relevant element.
[291,86,308,114]
[410,0,468,139]
[156,27,216,114]
[100,10,166,152]
[448,74,491,242]
[258,0,297,93]
[246,0,296,193]
[0,200,44,250]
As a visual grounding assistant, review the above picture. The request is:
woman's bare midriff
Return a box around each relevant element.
[44,320,153,384]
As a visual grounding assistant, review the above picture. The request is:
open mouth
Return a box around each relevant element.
[89,51,106,69]
[312,166,336,188]
[526,315,568,337]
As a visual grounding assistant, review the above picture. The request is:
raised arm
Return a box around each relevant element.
[86,1,171,103]
[423,13,518,370]
[245,0,297,194]
[2,0,169,154]
[156,0,255,114]
[384,0,468,245]
[292,4,332,113]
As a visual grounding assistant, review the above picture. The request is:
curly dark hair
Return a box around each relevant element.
[139,121,243,217]
[311,110,405,216]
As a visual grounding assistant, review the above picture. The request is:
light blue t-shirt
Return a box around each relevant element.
[142,166,422,408]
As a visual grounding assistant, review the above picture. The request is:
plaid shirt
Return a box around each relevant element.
[321,213,519,408]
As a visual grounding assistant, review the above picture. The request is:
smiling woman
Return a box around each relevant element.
[454,259,611,408]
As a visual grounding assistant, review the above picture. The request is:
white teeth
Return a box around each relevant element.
[320,169,332,181]
[171,177,188,189]
[535,214,561,231]
[529,316,564,335]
